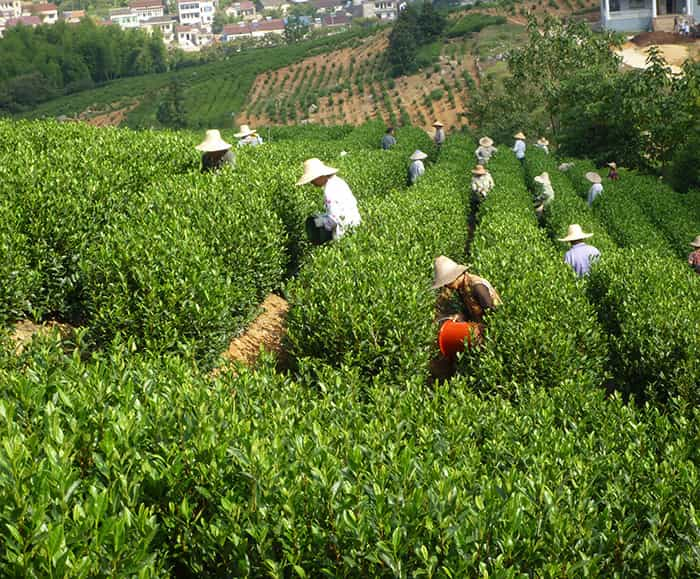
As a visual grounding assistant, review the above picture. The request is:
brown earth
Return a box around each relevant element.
[631,31,696,47]
[218,293,289,370]
[10,319,76,354]
[78,100,140,127]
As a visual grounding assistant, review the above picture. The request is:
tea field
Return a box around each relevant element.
[1,119,699,576]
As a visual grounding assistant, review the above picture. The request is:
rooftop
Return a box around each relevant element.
[129,0,164,7]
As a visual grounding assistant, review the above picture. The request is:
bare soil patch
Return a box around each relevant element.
[78,100,140,127]
[10,319,76,354]
[219,293,289,369]
[631,31,696,47]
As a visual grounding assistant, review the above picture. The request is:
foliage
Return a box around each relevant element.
[387,3,447,76]
[0,20,167,113]
[446,12,506,38]
[155,81,187,129]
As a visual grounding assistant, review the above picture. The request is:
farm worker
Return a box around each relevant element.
[382,127,397,150]
[196,129,235,173]
[535,137,549,154]
[297,158,361,240]
[408,150,427,185]
[475,136,498,165]
[512,131,526,164]
[586,172,603,207]
[688,235,700,274]
[559,224,601,278]
[471,164,494,200]
[533,171,554,218]
[433,255,502,324]
[235,124,263,147]
[607,162,619,180]
[558,162,575,172]
[433,121,446,148]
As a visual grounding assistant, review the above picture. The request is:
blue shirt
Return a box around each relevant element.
[513,139,526,159]
[564,242,601,277]
[381,134,396,150]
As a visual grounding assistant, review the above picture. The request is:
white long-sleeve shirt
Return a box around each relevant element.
[587,183,603,207]
[475,145,497,165]
[408,160,425,184]
[324,175,361,239]
[471,173,495,199]
[512,139,526,159]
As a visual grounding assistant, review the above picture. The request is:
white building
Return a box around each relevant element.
[141,15,176,42]
[359,0,397,20]
[177,0,215,29]
[129,0,165,22]
[109,7,140,28]
[0,0,21,19]
[224,0,256,20]
[32,2,58,23]
[601,0,696,30]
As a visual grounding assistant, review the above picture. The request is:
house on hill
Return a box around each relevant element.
[0,13,39,36]
[141,15,176,42]
[129,0,165,22]
[259,0,290,13]
[0,0,22,19]
[321,12,350,28]
[61,9,86,22]
[225,0,256,20]
[177,0,215,30]
[355,0,397,20]
[601,0,696,31]
[312,0,345,12]
[109,7,140,28]
[31,2,58,23]
[221,17,285,39]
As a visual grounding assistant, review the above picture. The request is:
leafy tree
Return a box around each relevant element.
[156,81,187,128]
[417,1,446,42]
[284,15,309,44]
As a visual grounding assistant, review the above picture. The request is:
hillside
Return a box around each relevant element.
[14,2,606,130]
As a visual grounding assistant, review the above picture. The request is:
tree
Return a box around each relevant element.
[156,81,187,128]
[417,1,446,42]
[284,15,309,44]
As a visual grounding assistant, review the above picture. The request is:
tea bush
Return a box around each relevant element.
[461,150,609,395]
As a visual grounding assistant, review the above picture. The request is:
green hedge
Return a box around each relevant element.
[2,339,700,576]
[446,13,507,38]
[286,161,468,382]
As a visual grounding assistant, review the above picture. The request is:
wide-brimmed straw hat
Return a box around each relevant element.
[479,136,494,147]
[585,171,602,184]
[472,164,488,176]
[514,131,526,140]
[534,171,550,184]
[234,124,256,138]
[558,224,594,242]
[433,121,444,127]
[410,150,428,161]
[195,129,232,152]
[691,235,700,248]
[537,137,549,146]
[432,256,467,289]
[296,158,338,186]
[607,162,617,169]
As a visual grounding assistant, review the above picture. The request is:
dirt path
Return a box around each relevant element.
[219,293,289,369]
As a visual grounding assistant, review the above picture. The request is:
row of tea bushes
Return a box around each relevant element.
[461,151,609,395]
[525,150,700,404]
[564,162,675,257]
[2,333,700,576]
[285,158,469,382]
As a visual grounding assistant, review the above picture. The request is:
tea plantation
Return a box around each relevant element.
[1,119,699,576]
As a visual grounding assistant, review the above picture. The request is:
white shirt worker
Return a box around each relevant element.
[408,160,425,185]
[324,175,361,239]
[587,183,603,207]
[512,139,526,160]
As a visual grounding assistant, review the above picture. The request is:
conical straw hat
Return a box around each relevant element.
[432,255,467,289]
[479,136,493,147]
[234,124,256,138]
[410,150,428,160]
[514,131,526,140]
[472,165,487,176]
[537,137,549,146]
[585,171,602,184]
[607,162,617,169]
[690,235,700,248]
[433,121,444,127]
[296,158,338,186]
[195,129,232,152]
[534,171,550,184]
[558,224,594,242]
